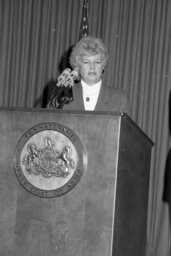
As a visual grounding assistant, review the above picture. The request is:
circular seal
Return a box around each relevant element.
[14,122,87,198]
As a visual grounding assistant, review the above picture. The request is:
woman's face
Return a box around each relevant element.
[78,54,104,86]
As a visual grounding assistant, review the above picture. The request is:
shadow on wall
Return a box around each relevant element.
[34,46,73,108]
[163,90,171,231]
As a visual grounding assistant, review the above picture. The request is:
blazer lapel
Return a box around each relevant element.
[95,85,109,111]
[71,83,85,110]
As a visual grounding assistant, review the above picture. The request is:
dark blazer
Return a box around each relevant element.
[61,83,130,114]
[48,82,130,115]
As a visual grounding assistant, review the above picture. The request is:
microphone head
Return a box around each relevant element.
[56,68,79,87]
[70,69,79,80]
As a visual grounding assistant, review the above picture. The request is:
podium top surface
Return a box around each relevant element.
[0,106,123,116]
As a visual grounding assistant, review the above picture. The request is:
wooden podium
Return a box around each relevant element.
[0,107,153,256]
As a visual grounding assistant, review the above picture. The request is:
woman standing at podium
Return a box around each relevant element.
[47,36,130,114]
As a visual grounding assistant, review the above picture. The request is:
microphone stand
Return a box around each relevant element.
[50,68,77,109]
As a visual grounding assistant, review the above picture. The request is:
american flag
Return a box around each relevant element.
[79,0,89,39]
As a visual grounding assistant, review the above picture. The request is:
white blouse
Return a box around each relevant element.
[81,79,102,110]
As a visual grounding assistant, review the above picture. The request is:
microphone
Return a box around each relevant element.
[55,68,79,109]
[57,68,79,87]
[47,68,79,109]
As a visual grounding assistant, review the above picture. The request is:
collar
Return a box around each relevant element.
[81,79,102,95]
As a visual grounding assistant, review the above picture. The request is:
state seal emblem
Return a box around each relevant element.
[14,123,87,198]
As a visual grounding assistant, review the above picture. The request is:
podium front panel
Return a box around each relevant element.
[0,108,153,256]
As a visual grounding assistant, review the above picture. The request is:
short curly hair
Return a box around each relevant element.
[69,36,109,69]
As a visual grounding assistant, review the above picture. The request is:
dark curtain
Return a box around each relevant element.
[0,0,171,255]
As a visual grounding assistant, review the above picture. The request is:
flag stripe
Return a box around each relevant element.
[79,0,89,39]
